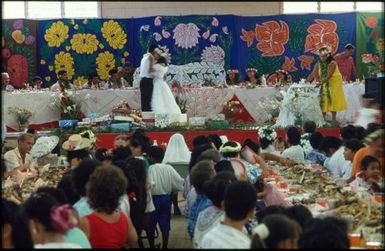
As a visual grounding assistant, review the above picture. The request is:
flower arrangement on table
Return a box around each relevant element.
[8,107,35,131]
[173,81,189,113]
[51,90,89,120]
[257,125,277,141]
[362,53,381,77]
[222,100,243,120]
[258,93,284,122]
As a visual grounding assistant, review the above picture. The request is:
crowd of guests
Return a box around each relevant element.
[1,62,136,92]
[2,108,384,248]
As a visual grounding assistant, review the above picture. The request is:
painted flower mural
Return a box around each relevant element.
[255,20,289,57]
[44,21,69,47]
[304,19,339,55]
[70,33,99,54]
[11,30,25,44]
[298,55,314,71]
[54,51,75,79]
[101,20,127,50]
[173,23,201,49]
[159,45,172,63]
[73,76,87,87]
[201,45,225,66]
[281,56,298,72]
[364,16,378,29]
[240,28,255,48]
[7,54,29,87]
[96,51,116,80]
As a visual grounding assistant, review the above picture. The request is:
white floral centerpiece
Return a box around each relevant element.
[257,126,277,141]
[8,107,35,131]
[50,90,90,120]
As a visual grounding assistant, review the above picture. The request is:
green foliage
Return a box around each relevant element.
[288,19,307,53]
[173,47,200,65]
[75,54,97,76]
[162,16,211,31]
[249,56,284,75]
[2,21,12,37]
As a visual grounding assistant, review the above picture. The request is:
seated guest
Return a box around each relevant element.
[50,70,73,92]
[281,127,305,164]
[244,67,261,86]
[112,145,132,163]
[299,217,350,249]
[3,133,36,177]
[192,135,212,148]
[187,160,216,238]
[200,181,256,249]
[82,72,103,90]
[32,76,43,90]
[79,165,138,248]
[2,72,14,91]
[106,69,124,89]
[226,69,240,86]
[208,134,223,150]
[214,160,235,174]
[120,62,135,87]
[283,205,313,233]
[146,146,184,249]
[114,134,130,149]
[350,155,384,193]
[320,136,343,173]
[306,132,326,165]
[251,214,300,249]
[304,120,317,134]
[258,127,277,153]
[349,128,384,183]
[267,69,292,86]
[337,139,365,181]
[194,172,237,248]
[256,205,285,223]
[94,148,112,164]
[2,199,34,249]
[24,192,81,248]
[62,134,92,169]
[274,137,286,154]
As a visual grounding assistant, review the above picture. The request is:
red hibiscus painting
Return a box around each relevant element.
[7,54,29,87]
[304,19,339,55]
[281,56,298,72]
[298,55,314,71]
[255,20,289,57]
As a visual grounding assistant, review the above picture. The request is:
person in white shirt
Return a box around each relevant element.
[139,44,160,111]
[320,136,344,176]
[200,181,256,249]
[281,127,305,164]
[338,139,365,181]
[194,172,237,248]
[4,133,35,177]
[146,146,184,249]
[50,70,74,92]
[2,72,15,91]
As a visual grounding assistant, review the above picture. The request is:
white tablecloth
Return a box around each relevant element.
[2,84,364,130]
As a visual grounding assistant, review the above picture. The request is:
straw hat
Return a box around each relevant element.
[30,136,59,158]
[62,134,91,151]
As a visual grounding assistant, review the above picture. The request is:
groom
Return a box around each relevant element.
[139,44,160,111]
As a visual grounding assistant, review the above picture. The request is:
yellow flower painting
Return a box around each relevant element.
[73,76,87,87]
[54,51,75,79]
[96,51,115,80]
[44,21,69,47]
[101,20,127,50]
[70,33,99,54]
[12,30,25,44]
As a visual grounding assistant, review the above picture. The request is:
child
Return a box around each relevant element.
[274,137,286,154]
[251,214,301,249]
[306,132,326,165]
[350,155,384,193]
[146,146,184,249]
[338,139,365,180]
[200,181,257,249]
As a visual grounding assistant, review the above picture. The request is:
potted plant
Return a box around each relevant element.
[8,107,35,131]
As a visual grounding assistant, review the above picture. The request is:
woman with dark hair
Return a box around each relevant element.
[129,136,151,171]
[208,134,223,150]
[281,126,305,163]
[2,199,34,248]
[307,46,347,124]
[83,72,101,89]
[23,192,81,248]
[151,49,182,115]
[244,67,261,86]
[79,165,138,248]
[226,69,240,86]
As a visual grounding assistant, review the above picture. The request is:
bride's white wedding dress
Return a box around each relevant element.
[151,64,182,115]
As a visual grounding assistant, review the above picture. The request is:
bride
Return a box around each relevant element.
[151,49,182,115]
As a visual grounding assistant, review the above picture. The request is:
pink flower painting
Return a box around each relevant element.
[173,23,201,49]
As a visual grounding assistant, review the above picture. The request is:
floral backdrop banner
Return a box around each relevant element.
[237,12,356,81]
[37,18,134,86]
[1,19,38,88]
[356,12,384,78]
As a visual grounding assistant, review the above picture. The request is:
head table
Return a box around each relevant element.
[2,83,364,130]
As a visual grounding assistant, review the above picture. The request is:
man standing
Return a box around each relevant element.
[334,44,357,82]
[50,70,74,92]
[4,133,35,177]
[139,44,160,111]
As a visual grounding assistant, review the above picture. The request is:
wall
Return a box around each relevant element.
[100,1,282,18]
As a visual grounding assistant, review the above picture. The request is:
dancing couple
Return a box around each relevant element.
[139,44,181,115]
